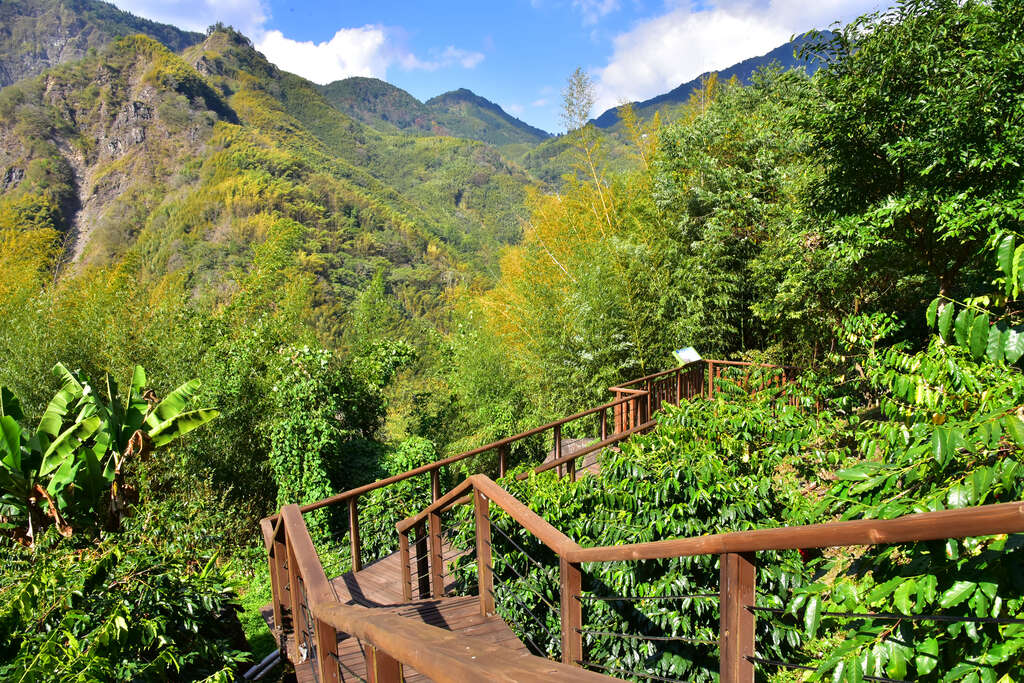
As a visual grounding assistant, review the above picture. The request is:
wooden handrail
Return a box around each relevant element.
[608,361,703,392]
[259,516,275,551]
[521,419,656,479]
[395,478,475,533]
[295,393,641,515]
[564,501,1024,563]
[398,475,581,556]
[280,504,336,605]
[311,601,612,682]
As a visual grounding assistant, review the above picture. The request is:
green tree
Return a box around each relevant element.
[801,0,1024,303]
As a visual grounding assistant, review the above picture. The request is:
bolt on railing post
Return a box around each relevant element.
[413,520,430,600]
[348,496,362,573]
[431,467,441,502]
[498,444,508,478]
[365,643,401,683]
[719,552,756,683]
[560,557,583,666]
[474,488,494,616]
[315,617,340,683]
[399,529,412,602]
[428,509,444,598]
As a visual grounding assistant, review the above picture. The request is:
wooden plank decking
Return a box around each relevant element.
[261,540,531,682]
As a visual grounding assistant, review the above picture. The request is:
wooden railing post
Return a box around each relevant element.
[315,617,340,683]
[553,424,562,477]
[348,496,362,572]
[645,380,653,420]
[707,360,716,399]
[676,368,683,405]
[286,540,307,645]
[413,520,430,600]
[719,552,756,683]
[365,644,401,683]
[498,444,508,478]
[474,489,494,615]
[600,407,607,441]
[614,392,623,434]
[428,509,444,598]
[431,468,441,502]
[399,530,412,602]
[560,557,583,667]
[271,525,288,630]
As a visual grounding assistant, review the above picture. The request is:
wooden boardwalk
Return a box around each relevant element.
[262,540,530,682]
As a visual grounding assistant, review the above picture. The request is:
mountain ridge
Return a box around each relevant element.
[592,32,826,128]
[319,78,551,148]
[0,0,204,87]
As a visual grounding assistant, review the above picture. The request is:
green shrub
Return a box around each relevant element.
[0,508,249,681]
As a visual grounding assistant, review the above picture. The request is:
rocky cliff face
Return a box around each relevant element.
[0,0,203,88]
[0,34,228,266]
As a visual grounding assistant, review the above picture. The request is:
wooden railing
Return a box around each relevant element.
[397,475,1024,683]
[261,500,612,682]
[261,359,801,680]
[607,360,798,431]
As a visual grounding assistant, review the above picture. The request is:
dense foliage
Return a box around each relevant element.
[0,506,248,682]
[2,0,1023,679]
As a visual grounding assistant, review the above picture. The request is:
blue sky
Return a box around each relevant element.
[113,1,889,134]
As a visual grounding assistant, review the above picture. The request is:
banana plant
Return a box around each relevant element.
[0,363,218,544]
[1,367,99,543]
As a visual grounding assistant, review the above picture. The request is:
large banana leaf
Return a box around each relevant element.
[129,365,147,409]
[39,416,101,477]
[144,379,202,430]
[106,373,124,429]
[1,386,23,421]
[37,363,85,442]
[0,415,27,497]
[148,408,220,447]
[0,415,21,472]
[47,455,81,506]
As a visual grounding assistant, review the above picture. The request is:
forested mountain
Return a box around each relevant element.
[591,31,824,128]
[425,88,551,146]
[0,0,203,87]
[319,76,441,134]
[0,26,532,306]
[320,77,551,148]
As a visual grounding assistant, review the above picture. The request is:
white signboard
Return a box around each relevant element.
[673,347,701,365]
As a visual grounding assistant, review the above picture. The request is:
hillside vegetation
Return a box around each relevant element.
[1,0,1023,681]
[0,0,203,87]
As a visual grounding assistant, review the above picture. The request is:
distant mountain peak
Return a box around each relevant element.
[321,80,551,147]
[591,31,827,128]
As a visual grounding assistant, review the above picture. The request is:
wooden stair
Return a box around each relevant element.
[261,542,530,682]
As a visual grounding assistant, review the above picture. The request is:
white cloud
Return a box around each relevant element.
[593,0,889,115]
[113,0,268,36]
[574,0,620,25]
[505,103,525,116]
[111,0,484,85]
[531,98,549,107]
[400,46,486,72]
[257,27,391,82]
